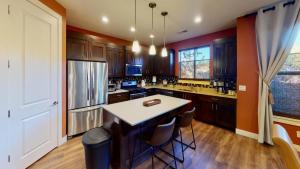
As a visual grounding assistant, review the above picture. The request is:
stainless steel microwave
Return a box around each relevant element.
[125,64,142,76]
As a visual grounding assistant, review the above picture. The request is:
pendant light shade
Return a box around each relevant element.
[132,40,141,53]
[131,0,140,53]
[148,2,156,55]
[149,44,156,55]
[161,47,168,57]
[161,11,168,57]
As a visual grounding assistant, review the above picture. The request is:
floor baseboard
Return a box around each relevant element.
[235,128,258,140]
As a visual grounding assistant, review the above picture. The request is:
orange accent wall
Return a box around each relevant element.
[236,15,259,134]
[166,28,236,77]
[39,0,67,137]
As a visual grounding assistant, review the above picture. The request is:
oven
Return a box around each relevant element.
[121,80,147,100]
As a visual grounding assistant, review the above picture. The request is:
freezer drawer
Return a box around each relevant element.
[68,106,103,136]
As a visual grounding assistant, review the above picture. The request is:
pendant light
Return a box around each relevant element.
[132,0,141,53]
[149,2,156,55]
[161,11,168,57]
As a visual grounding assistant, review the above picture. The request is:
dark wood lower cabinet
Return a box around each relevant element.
[195,95,215,124]
[146,88,236,131]
[108,92,129,104]
[214,98,236,130]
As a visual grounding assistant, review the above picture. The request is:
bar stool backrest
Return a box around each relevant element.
[272,124,300,169]
[150,117,176,146]
[178,107,195,128]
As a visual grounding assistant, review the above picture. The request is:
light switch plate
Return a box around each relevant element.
[239,85,247,91]
[296,131,300,138]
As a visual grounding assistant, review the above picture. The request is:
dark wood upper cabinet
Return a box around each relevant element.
[67,37,89,61]
[213,37,237,79]
[67,32,106,61]
[106,45,125,77]
[142,51,154,76]
[153,49,175,76]
[89,40,106,61]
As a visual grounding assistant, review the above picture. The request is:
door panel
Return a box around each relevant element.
[68,61,90,109]
[23,111,51,154]
[9,1,59,168]
[90,62,108,105]
[23,13,51,104]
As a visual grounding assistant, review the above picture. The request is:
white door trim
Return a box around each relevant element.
[27,0,64,146]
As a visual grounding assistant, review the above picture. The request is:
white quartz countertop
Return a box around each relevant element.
[101,94,191,126]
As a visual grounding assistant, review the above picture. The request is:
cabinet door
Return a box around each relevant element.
[168,49,175,76]
[67,37,89,60]
[106,47,114,77]
[213,43,224,78]
[215,99,236,131]
[114,48,125,77]
[125,49,135,64]
[108,93,129,104]
[195,95,215,124]
[213,37,237,79]
[142,52,153,75]
[90,40,106,61]
[224,39,237,78]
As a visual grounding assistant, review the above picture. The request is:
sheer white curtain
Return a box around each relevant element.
[256,0,300,144]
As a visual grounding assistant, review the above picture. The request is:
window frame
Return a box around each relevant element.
[179,45,211,80]
[272,51,300,119]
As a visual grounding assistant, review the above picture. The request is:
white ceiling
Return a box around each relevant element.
[57,0,278,45]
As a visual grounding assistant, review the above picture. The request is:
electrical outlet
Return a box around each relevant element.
[239,85,247,91]
[296,131,300,138]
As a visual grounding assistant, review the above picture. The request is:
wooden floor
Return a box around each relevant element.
[28,120,285,169]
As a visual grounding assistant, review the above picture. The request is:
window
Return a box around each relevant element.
[179,46,210,79]
[271,31,300,118]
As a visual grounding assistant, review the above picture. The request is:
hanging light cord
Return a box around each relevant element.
[163,15,166,47]
[152,7,154,31]
[151,6,154,45]
[135,0,136,28]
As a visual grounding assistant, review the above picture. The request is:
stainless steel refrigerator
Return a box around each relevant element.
[67,60,108,136]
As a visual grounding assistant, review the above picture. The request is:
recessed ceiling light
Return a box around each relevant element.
[102,16,109,23]
[194,16,202,23]
[149,34,155,38]
[130,26,136,32]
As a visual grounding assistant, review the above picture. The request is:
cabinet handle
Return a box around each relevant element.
[212,104,214,110]
[216,104,218,110]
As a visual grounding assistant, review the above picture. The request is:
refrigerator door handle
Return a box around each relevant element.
[87,71,90,101]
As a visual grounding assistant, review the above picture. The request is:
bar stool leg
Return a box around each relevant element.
[171,140,177,169]
[191,123,196,149]
[179,129,185,162]
[151,147,154,169]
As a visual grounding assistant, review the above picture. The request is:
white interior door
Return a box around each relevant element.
[8,1,59,168]
[0,1,11,168]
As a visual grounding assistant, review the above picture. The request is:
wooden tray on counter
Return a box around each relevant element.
[143,99,161,107]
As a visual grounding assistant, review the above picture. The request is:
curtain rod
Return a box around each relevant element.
[243,0,295,17]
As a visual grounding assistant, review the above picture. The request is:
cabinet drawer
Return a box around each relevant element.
[108,93,129,104]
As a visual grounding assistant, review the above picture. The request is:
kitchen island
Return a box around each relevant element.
[102,95,191,169]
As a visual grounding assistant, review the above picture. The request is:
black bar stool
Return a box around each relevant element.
[130,117,177,169]
[174,107,196,163]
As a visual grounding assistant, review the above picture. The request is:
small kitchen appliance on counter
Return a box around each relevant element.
[108,83,117,92]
